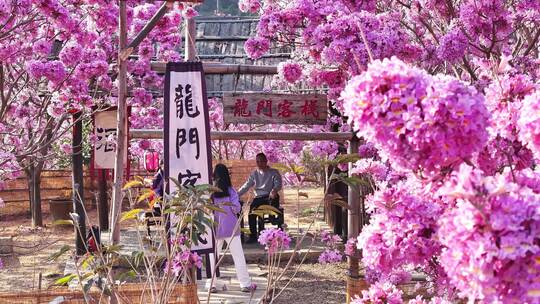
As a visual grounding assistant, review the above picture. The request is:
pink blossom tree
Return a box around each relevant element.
[0,0,185,226]
[241,0,540,302]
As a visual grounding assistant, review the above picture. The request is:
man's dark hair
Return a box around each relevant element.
[255,153,267,161]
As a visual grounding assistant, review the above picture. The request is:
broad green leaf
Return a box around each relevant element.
[272,163,291,173]
[120,208,144,222]
[190,231,199,246]
[254,205,282,214]
[290,164,305,174]
[240,228,251,235]
[52,219,74,226]
[131,251,144,268]
[104,244,123,254]
[117,270,137,282]
[169,177,183,191]
[137,189,155,203]
[200,216,215,229]
[83,280,93,293]
[47,245,71,262]
[54,274,77,286]
[193,221,206,235]
[324,193,344,202]
[81,255,95,270]
[325,198,351,210]
[324,192,351,209]
[250,211,268,218]
[123,180,143,190]
[325,153,362,166]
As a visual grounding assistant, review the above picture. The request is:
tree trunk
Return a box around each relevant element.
[26,163,43,227]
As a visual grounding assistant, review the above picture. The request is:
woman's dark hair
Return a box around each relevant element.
[213,164,232,198]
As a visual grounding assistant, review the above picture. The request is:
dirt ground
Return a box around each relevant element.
[273,262,348,304]
[0,187,336,296]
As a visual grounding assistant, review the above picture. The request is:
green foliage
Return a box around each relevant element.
[54,274,77,286]
[47,245,71,262]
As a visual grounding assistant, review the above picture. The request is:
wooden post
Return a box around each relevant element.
[72,111,86,256]
[347,136,360,278]
[110,0,128,245]
[185,17,196,61]
[98,169,109,231]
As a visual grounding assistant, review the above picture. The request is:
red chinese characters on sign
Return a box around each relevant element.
[233,98,251,117]
[224,93,327,125]
[300,100,319,119]
[256,99,272,117]
[277,100,295,118]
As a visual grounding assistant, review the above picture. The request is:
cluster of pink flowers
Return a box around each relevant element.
[357,178,444,281]
[358,142,379,159]
[164,234,202,276]
[318,249,343,264]
[277,61,303,84]
[350,281,403,304]
[484,74,536,140]
[258,228,291,254]
[408,296,452,304]
[350,159,388,182]
[342,57,489,176]
[320,230,342,247]
[518,90,540,159]
[318,231,343,264]
[436,26,468,63]
[437,164,540,303]
[166,250,202,276]
[475,137,534,176]
[244,36,270,60]
[238,0,261,13]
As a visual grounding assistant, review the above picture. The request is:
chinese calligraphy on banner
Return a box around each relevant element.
[164,62,213,254]
[222,93,327,125]
[93,108,128,169]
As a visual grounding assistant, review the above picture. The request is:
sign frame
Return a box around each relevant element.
[164,61,214,255]
[222,92,328,125]
[92,106,130,170]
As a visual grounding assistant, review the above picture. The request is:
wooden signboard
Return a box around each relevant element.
[164,62,214,257]
[93,108,128,169]
[223,93,327,125]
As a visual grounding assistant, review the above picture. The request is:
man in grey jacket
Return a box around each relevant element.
[238,152,283,243]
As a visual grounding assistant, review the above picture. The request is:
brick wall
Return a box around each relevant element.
[0,160,269,216]
[216,159,285,203]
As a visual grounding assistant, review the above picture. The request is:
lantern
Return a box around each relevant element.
[144,150,160,173]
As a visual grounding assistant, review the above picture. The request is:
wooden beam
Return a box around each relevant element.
[130,129,353,141]
[151,62,278,74]
[185,17,196,61]
[195,17,260,23]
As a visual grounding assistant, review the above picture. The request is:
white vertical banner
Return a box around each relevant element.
[164,62,214,254]
[93,108,128,169]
